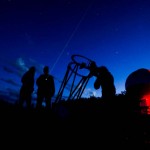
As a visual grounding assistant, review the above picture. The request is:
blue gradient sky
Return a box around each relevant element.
[0,0,150,102]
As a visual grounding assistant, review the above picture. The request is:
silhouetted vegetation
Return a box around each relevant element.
[0,94,149,146]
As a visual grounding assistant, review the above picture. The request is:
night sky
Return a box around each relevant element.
[1,0,150,103]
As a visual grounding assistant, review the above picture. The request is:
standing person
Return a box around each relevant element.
[36,66,55,109]
[94,66,116,99]
[19,66,36,109]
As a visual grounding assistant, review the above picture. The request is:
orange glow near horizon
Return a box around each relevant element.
[141,94,150,114]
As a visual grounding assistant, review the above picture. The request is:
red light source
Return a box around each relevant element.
[141,94,150,114]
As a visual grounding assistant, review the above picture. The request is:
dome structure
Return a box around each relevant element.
[125,68,150,91]
[125,68,150,114]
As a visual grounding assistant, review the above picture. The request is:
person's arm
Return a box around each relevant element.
[94,77,101,90]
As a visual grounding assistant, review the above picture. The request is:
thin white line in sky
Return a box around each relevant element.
[50,1,94,73]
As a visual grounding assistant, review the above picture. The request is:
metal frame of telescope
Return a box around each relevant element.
[55,54,97,103]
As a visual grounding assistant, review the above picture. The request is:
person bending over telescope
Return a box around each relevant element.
[94,66,116,99]
[79,61,115,99]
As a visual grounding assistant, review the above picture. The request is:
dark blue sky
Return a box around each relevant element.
[0,0,150,102]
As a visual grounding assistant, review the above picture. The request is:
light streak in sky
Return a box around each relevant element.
[50,1,94,73]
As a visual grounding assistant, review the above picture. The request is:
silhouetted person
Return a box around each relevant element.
[94,66,116,99]
[89,61,99,78]
[36,66,55,109]
[19,66,36,109]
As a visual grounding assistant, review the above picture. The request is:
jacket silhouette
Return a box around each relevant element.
[36,66,55,109]
[19,66,35,108]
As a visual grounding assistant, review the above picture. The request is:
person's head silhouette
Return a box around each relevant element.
[29,66,36,74]
[43,66,49,75]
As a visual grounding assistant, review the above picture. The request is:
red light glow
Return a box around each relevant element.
[141,94,150,114]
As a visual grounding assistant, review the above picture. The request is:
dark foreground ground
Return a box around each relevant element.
[0,95,150,148]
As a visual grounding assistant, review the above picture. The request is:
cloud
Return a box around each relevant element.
[2,57,29,78]
[0,78,20,87]
[2,65,25,78]
[6,57,34,77]
[5,88,19,102]
[2,56,78,93]
[0,88,19,103]
[82,88,99,98]
[15,57,28,72]
[3,66,14,74]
